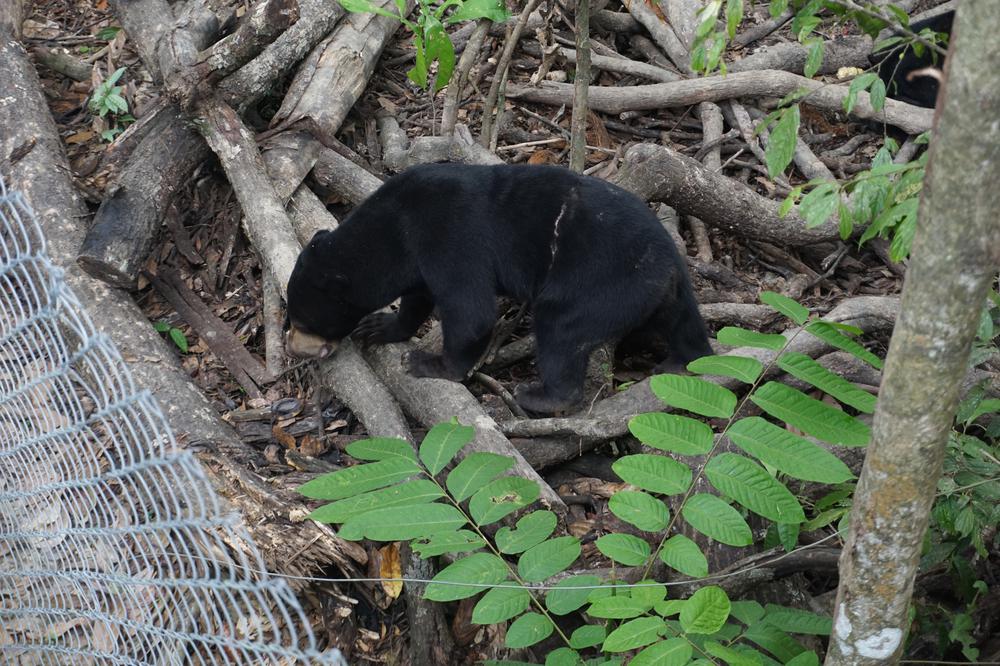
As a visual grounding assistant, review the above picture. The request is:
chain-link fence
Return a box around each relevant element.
[0,178,347,665]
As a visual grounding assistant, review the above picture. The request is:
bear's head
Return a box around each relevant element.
[285,230,368,359]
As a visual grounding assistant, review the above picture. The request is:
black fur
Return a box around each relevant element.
[871,10,953,108]
[286,163,712,414]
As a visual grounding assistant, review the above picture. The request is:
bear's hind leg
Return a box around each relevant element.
[515,323,593,415]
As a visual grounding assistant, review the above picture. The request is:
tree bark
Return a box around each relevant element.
[568,0,591,172]
[506,70,935,134]
[77,108,210,288]
[826,2,1000,663]
[614,143,841,244]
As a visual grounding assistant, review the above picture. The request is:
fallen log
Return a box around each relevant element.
[613,143,840,244]
[78,0,340,289]
[271,0,414,139]
[506,70,935,134]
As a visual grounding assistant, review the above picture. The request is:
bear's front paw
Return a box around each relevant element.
[353,313,400,346]
[403,350,465,381]
[514,382,581,415]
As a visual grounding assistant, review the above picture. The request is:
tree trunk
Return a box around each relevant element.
[826,2,1000,663]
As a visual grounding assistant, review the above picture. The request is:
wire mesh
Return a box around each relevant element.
[0,178,347,665]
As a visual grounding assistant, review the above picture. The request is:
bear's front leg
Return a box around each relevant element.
[403,290,495,382]
[353,292,434,345]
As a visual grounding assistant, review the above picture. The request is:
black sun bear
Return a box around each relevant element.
[871,9,953,108]
[285,163,712,414]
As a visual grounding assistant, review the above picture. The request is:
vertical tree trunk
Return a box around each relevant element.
[825,2,1000,664]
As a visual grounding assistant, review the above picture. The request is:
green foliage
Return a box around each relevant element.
[914,324,1000,659]
[152,320,189,353]
[336,0,508,92]
[89,66,134,141]
[296,291,901,663]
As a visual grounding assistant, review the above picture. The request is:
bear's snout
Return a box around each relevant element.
[285,324,338,359]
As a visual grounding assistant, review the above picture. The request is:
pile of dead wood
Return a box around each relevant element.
[0,0,966,660]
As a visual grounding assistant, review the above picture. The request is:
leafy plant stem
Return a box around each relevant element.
[640,325,811,581]
[424,467,575,646]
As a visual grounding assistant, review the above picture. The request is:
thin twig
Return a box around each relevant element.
[569,0,591,172]
[442,19,490,136]
[479,0,544,147]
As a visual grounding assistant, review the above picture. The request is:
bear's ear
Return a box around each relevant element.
[310,229,330,243]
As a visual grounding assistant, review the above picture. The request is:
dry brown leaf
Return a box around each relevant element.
[66,130,96,145]
[272,424,296,448]
[528,149,558,165]
[297,434,329,457]
[378,543,403,600]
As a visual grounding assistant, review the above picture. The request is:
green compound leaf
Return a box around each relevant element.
[680,586,731,634]
[419,420,475,475]
[728,417,855,483]
[169,327,188,352]
[608,490,669,532]
[588,595,648,619]
[517,536,581,582]
[682,494,753,546]
[765,105,799,180]
[308,479,443,523]
[717,326,787,350]
[298,457,421,500]
[446,452,514,502]
[612,454,692,496]
[338,0,401,18]
[760,291,809,324]
[345,437,416,461]
[469,476,540,526]
[495,510,557,554]
[777,352,877,413]
[471,584,532,624]
[423,16,456,92]
[751,381,871,447]
[805,321,883,369]
[338,502,467,541]
[505,612,554,649]
[595,533,651,566]
[602,617,666,652]
[569,625,605,649]
[763,604,832,635]
[786,651,821,666]
[447,0,510,22]
[798,182,839,229]
[687,355,764,384]
[844,72,878,115]
[546,574,601,615]
[546,647,583,666]
[424,552,509,601]
[651,374,737,418]
[631,580,667,608]
[804,39,823,78]
[411,529,486,557]
[704,453,806,524]
[628,413,714,455]
[730,600,766,625]
[659,534,709,578]
[705,641,763,666]
[631,638,693,666]
[743,622,808,663]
